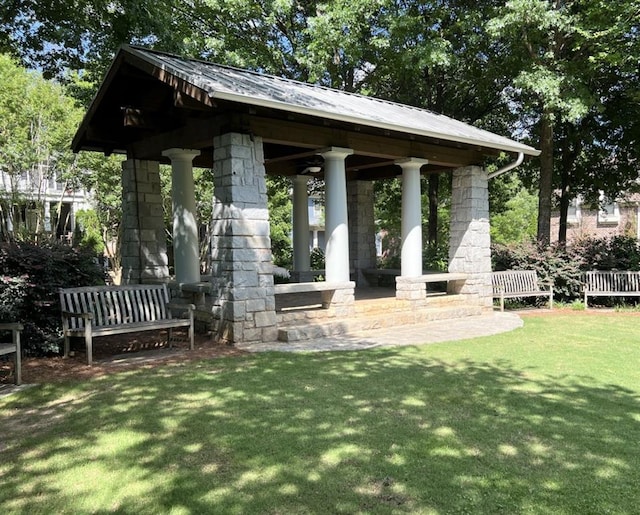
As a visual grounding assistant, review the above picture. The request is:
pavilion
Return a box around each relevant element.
[72,45,539,344]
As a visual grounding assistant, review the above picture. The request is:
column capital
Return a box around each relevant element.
[395,157,429,170]
[317,147,354,160]
[162,148,201,162]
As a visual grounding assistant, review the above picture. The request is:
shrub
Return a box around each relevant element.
[310,247,325,270]
[571,235,640,271]
[492,241,583,302]
[0,242,106,356]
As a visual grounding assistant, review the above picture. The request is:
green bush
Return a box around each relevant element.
[571,235,640,271]
[0,242,106,356]
[492,241,583,302]
[310,247,325,270]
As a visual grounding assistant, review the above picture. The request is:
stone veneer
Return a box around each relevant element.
[347,180,377,286]
[208,133,278,343]
[120,159,169,284]
[448,166,492,305]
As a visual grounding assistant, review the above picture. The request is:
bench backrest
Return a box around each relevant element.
[584,271,640,292]
[492,270,540,294]
[59,284,172,330]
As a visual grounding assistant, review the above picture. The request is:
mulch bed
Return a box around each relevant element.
[0,330,247,384]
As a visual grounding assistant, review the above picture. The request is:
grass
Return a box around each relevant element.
[1,312,640,514]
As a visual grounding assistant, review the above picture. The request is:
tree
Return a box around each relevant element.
[487,0,640,244]
[0,53,84,240]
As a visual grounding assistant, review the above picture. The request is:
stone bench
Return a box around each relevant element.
[395,273,468,300]
[583,270,640,307]
[0,323,23,385]
[492,270,553,311]
[60,284,195,365]
[274,281,355,309]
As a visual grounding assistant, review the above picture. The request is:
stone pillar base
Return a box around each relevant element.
[321,284,356,318]
[395,276,427,301]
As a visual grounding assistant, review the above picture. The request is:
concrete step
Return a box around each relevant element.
[277,304,488,342]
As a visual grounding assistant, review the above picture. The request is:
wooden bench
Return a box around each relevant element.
[60,284,195,365]
[492,270,553,311]
[583,271,640,307]
[0,323,23,385]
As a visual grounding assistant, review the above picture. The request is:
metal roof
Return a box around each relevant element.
[124,46,539,157]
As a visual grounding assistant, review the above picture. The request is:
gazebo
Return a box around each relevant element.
[72,45,539,344]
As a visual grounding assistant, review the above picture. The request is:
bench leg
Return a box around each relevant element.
[549,292,553,310]
[14,329,21,386]
[84,324,93,366]
[63,333,71,358]
[500,294,505,312]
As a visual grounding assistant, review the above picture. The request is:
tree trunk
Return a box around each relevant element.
[558,169,569,245]
[537,110,555,245]
[557,130,574,245]
[428,173,439,245]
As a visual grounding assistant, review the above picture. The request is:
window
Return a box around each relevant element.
[567,197,581,225]
[598,192,620,224]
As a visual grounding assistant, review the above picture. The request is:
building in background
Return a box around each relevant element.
[0,165,92,242]
[550,191,640,243]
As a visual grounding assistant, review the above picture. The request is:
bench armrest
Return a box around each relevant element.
[0,322,24,331]
[61,311,93,320]
[167,303,196,312]
[167,303,196,320]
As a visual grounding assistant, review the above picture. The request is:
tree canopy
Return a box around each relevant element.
[1,0,638,246]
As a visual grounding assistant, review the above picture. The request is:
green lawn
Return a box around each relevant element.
[1,313,639,514]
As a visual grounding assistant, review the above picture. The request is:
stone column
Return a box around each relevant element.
[209,133,277,343]
[320,147,353,283]
[397,158,428,277]
[448,165,492,305]
[162,148,201,284]
[292,174,311,275]
[347,180,377,286]
[120,159,169,284]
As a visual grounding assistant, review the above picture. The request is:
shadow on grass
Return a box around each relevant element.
[1,349,639,513]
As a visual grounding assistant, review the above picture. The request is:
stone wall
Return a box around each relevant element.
[208,133,277,343]
[120,159,169,284]
[448,166,492,305]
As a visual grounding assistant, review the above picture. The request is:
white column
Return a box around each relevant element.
[162,148,201,284]
[397,158,428,277]
[319,147,353,283]
[292,175,311,272]
[44,201,51,232]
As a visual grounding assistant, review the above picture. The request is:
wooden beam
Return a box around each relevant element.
[248,116,489,167]
[128,116,222,159]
